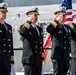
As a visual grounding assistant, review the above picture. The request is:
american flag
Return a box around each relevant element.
[43,33,52,65]
[60,0,72,25]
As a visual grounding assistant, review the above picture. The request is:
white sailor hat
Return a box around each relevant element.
[26,7,39,15]
[0,3,8,12]
[72,12,76,18]
[54,7,66,15]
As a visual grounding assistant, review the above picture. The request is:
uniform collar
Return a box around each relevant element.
[0,21,4,24]
[32,24,37,28]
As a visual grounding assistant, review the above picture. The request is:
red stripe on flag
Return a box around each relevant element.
[66,12,72,15]
[65,18,73,21]
[44,34,51,48]
[65,10,72,24]
[43,34,52,64]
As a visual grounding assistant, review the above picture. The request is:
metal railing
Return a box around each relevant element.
[13,48,70,75]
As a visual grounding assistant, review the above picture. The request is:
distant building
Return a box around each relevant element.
[0,0,76,7]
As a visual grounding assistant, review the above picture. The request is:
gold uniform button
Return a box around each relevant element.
[36,46,37,48]
[9,50,10,52]
[64,47,66,49]
[64,37,66,38]
[69,37,71,39]
[4,50,6,52]
[35,41,37,43]
[35,51,37,53]
[8,39,10,41]
[9,45,11,47]
[4,44,6,46]
[40,42,42,44]
[40,47,42,49]
[3,39,5,41]
[29,32,32,35]
[40,52,41,54]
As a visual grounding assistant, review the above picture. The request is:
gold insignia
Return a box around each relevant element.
[69,53,72,57]
[51,21,57,28]
[42,60,44,65]
[11,56,14,61]
[0,9,7,12]
[24,23,31,29]
[40,42,42,44]
[69,24,74,29]
[57,12,66,15]
[3,4,7,9]
[42,53,44,57]
[28,12,39,15]
[62,8,66,12]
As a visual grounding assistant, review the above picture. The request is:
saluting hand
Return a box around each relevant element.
[53,14,64,22]
[27,14,36,23]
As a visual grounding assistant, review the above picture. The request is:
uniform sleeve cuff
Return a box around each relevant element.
[27,21,32,25]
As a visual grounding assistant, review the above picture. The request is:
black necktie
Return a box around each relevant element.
[34,27,38,34]
[62,25,68,33]
[33,27,39,38]
[1,24,6,31]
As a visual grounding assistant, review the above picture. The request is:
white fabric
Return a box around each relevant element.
[41,67,44,75]
[53,7,66,14]
[25,7,38,14]
[10,65,16,75]
[0,3,8,7]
